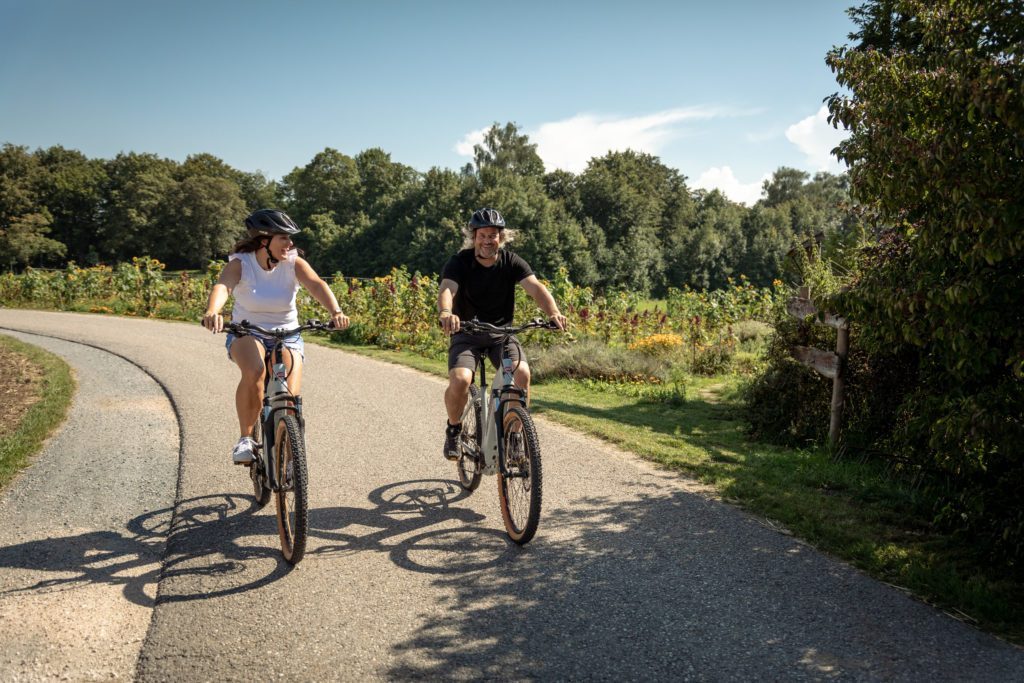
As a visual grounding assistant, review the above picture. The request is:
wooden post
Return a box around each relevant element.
[828,324,849,449]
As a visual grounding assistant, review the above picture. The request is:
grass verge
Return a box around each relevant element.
[0,335,75,490]
[319,339,1024,644]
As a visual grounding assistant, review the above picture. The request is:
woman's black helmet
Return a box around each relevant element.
[468,207,505,230]
[245,209,300,236]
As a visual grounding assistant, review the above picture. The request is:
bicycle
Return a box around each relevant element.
[222,319,332,564]
[454,318,558,545]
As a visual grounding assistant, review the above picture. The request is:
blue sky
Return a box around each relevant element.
[1,1,854,205]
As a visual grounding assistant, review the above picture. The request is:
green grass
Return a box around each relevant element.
[0,335,75,490]
[315,338,1024,644]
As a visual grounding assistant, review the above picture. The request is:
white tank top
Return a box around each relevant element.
[228,250,300,329]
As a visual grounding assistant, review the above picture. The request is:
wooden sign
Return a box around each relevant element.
[787,297,848,330]
[787,289,851,448]
[792,345,839,379]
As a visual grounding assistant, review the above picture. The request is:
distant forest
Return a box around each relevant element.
[0,123,860,295]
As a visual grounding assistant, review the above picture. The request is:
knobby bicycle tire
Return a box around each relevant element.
[250,419,271,506]
[274,414,309,564]
[497,405,542,544]
[457,385,483,492]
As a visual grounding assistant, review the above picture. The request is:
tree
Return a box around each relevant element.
[738,204,795,286]
[0,145,65,268]
[577,150,694,294]
[668,189,745,290]
[158,175,247,267]
[33,146,107,264]
[101,152,178,260]
[281,148,362,231]
[472,122,545,178]
[827,0,1024,559]
[381,167,471,277]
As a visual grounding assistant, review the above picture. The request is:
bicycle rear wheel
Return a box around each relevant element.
[250,420,271,506]
[274,414,308,564]
[457,385,483,492]
[497,405,542,544]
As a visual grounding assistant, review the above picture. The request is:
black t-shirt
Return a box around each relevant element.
[440,248,534,325]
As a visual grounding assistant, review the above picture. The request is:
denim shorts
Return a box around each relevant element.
[226,332,304,362]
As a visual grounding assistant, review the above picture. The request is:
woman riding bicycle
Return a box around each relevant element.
[201,208,350,465]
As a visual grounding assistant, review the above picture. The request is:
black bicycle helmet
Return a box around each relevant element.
[468,207,506,230]
[245,209,300,236]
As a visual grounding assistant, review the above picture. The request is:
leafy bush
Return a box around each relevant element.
[826,0,1024,562]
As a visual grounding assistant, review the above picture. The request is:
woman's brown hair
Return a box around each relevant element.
[231,234,304,257]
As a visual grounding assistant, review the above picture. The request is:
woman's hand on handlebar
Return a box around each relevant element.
[202,312,223,333]
[440,311,461,335]
[549,312,567,331]
[329,310,350,331]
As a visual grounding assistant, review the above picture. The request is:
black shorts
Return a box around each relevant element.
[448,331,523,372]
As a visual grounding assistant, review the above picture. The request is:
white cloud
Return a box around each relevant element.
[453,127,487,156]
[454,106,738,173]
[531,107,726,173]
[694,166,771,206]
[785,105,848,172]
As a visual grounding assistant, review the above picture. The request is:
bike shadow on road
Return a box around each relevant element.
[0,492,297,607]
[309,478,526,574]
[0,478,518,607]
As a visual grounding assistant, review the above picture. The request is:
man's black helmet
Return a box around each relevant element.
[245,209,300,236]
[468,207,505,230]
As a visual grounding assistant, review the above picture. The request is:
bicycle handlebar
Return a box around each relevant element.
[459,318,560,335]
[221,319,334,337]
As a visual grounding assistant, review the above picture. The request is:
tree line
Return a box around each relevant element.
[0,126,857,295]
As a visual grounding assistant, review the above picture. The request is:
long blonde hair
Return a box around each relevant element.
[461,226,517,250]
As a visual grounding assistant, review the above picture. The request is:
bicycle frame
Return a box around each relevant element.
[257,340,303,492]
[458,319,555,476]
[467,352,527,476]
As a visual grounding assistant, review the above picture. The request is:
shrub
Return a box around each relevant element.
[731,320,773,353]
[529,339,667,383]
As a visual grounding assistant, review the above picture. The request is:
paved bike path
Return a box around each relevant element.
[0,310,1021,681]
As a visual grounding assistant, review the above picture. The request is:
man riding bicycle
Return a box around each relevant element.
[438,207,567,461]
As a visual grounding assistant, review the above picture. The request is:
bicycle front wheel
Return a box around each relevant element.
[457,384,483,492]
[497,405,542,545]
[274,414,308,564]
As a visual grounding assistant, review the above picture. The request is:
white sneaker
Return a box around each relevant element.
[231,437,255,465]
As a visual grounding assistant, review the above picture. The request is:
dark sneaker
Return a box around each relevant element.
[443,422,462,461]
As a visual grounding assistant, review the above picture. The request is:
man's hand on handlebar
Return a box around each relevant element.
[549,312,567,331]
[202,312,224,333]
[440,311,461,335]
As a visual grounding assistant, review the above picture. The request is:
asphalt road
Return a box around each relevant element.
[0,309,1021,682]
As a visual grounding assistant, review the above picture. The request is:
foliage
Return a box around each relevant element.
[825,0,1024,562]
[0,145,67,268]
[529,338,668,383]
[628,333,683,356]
